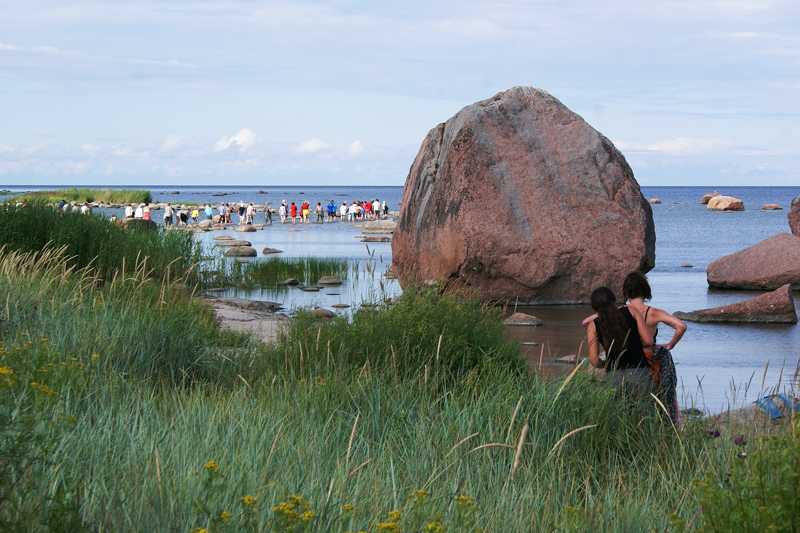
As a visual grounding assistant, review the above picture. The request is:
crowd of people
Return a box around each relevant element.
[277,199,389,225]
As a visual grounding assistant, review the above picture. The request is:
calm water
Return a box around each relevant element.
[8,184,800,412]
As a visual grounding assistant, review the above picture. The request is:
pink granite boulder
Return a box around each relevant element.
[707,233,800,290]
[701,191,721,204]
[674,284,797,323]
[788,195,800,236]
[391,87,655,303]
[707,196,744,211]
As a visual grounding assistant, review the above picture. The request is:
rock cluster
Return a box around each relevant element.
[675,284,797,323]
[391,87,655,303]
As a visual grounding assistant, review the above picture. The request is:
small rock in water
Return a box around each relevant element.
[318,276,342,285]
[214,235,234,240]
[761,204,782,210]
[262,247,283,254]
[649,198,661,204]
[312,307,335,318]
[503,312,543,326]
[289,228,301,232]
[681,263,693,268]
[299,286,320,292]
[284,278,299,285]
[331,303,350,309]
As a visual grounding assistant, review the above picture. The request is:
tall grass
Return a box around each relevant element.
[0,232,791,531]
[8,187,152,205]
[201,256,356,288]
[0,204,200,282]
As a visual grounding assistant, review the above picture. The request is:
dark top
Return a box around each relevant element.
[594,306,649,372]
[645,306,658,344]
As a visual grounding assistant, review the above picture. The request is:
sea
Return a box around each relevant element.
[6,184,800,414]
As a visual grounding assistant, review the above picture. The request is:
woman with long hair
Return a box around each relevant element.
[586,286,654,395]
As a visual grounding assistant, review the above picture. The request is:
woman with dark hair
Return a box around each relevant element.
[622,271,687,356]
[586,286,654,394]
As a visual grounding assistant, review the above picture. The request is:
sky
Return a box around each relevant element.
[0,0,798,187]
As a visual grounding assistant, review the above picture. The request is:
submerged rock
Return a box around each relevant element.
[761,204,782,210]
[362,220,397,234]
[707,233,800,290]
[318,276,342,285]
[674,284,797,323]
[392,86,655,303]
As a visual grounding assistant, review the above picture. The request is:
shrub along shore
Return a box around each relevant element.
[0,204,796,532]
[7,187,152,205]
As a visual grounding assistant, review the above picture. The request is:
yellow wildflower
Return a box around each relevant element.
[342,504,354,512]
[425,522,443,533]
[203,461,219,474]
[220,511,231,522]
[388,510,402,522]
[240,495,257,507]
[414,490,430,500]
[302,511,314,522]
[91,354,99,359]
[376,523,399,532]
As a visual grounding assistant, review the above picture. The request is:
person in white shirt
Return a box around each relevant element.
[163,203,174,226]
[372,199,381,219]
[246,203,254,224]
[348,201,357,222]
[134,205,144,219]
[124,204,134,218]
[339,202,347,221]
[279,201,287,223]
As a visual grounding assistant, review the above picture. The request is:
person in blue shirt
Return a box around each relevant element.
[327,200,336,222]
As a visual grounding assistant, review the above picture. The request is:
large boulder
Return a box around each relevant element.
[788,195,800,236]
[707,196,744,211]
[224,246,257,257]
[701,191,721,204]
[391,87,655,303]
[674,284,797,323]
[707,233,800,290]
[215,240,252,248]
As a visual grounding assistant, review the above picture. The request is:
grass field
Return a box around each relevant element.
[0,207,795,532]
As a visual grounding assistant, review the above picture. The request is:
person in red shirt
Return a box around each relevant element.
[290,202,298,224]
[364,200,372,219]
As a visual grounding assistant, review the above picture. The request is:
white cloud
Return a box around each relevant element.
[157,134,197,155]
[0,142,13,153]
[296,138,330,153]
[348,140,364,156]
[212,128,260,153]
[82,144,99,154]
[614,138,735,156]
[0,43,23,51]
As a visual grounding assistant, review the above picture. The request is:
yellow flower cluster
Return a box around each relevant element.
[342,503,354,512]
[271,494,314,529]
[30,381,60,397]
[203,461,219,474]
[376,523,399,532]
[240,495,257,507]
[425,521,444,533]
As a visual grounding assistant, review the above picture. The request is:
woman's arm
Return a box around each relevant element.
[628,305,654,348]
[581,313,598,328]
[652,308,687,350]
[587,320,604,368]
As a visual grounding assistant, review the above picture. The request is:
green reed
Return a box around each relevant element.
[7,187,152,205]
[203,256,356,288]
[0,204,200,282]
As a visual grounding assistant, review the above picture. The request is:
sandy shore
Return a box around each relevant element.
[204,295,289,343]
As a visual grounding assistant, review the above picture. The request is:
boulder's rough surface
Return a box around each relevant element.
[318,276,342,285]
[701,191,721,204]
[312,307,335,318]
[362,220,397,234]
[707,233,800,290]
[788,195,800,236]
[223,246,257,257]
[113,218,158,231]
[391,87,655,303]
[707,196,744,211]
[761,204,782,210]
[262,247,283,254]
[198,219,214,229]
[235,225,257,232]
[214,235,234,240]
[674,284,797,323]
[503,312,544,326]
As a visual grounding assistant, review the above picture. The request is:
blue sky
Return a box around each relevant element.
[0,0,798,187]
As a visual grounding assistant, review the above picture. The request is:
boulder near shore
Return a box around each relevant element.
[674,284,797,323]
[391,86,655,303]
[707,233,800,290]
